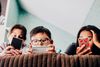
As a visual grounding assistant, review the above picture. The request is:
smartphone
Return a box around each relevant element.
[32,46,48,53]
[11,38,22,49]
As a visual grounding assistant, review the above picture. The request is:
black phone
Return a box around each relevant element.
[11,38,22,49]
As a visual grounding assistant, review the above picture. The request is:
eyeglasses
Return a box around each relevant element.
[31,38,51,46]
[79,36,92,42]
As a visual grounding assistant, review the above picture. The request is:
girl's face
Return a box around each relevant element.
[78,30,93,48]
[8,28,23,44]
[11,29,22,38]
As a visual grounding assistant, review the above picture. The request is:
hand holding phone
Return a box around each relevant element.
[77,38,92,55]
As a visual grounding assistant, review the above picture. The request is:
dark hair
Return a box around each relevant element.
[10,24,27,40]
[30,26,51,39]
[76,25,100,46]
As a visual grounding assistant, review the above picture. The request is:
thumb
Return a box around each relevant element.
[6,46,14,50]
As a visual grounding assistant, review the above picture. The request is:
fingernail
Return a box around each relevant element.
[82,44,85,47]
[88,47,90,49]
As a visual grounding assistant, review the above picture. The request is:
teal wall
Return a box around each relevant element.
[6,0,19,27]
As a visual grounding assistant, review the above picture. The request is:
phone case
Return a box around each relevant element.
[11,38,22,49]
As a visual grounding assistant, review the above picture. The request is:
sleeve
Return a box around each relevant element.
[65,43,77,55]
[91,44,100,55]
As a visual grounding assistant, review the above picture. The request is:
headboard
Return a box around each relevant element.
[0,53,100,67]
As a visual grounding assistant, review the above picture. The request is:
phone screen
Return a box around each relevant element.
[11,38,22,49]
[32,46,48,53]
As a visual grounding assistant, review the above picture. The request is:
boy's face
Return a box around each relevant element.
[30,33,51,46]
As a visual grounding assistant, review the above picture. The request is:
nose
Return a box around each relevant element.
[38,41,44,46]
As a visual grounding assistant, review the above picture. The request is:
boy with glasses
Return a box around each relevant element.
[28,26,55,54]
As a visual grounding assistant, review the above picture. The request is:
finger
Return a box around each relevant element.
[78,47,91,55]
[90,30,97,40]
[28,48,33,54]
[5,51,12,54]
[11,49,19,55]
[7,33,14,44]
[48,44,55,50]
[5,50,15,56]
[91,30,95,34]
[48,44,55,49]
[76,44,85,54]
[5,54,13,56]
[47,47,56,53]
[16,49,22,54]
[28,51,32,54]
[6,46,14,50]
[85,51,92,55]
[9,49,17,55]
[47,44,53,47]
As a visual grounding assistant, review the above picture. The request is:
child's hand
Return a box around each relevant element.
[47,44,56,53]
[76,44,92,55]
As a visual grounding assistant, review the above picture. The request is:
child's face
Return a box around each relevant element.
[8,29,23,44]
[78,30,93,48]
[30,33,51,46]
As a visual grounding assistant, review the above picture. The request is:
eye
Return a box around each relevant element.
[18,35,23,39]
[79,39,83,43]
[88,36,92,41]
[42,39,46,42]
[14,35,16,37]
[88,38,92,41]
[33,40,38,42]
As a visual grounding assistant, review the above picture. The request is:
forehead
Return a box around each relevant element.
[31,33,49,39]
[79,30,92,37]
[11,29,22,34]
